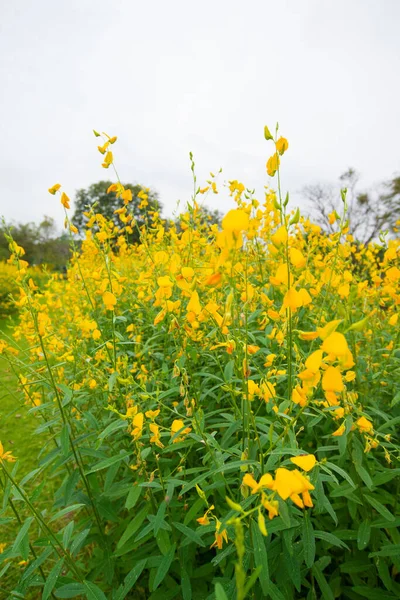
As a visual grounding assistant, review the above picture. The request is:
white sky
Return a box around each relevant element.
[0,0,399,229]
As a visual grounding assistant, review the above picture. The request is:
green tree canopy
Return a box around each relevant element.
[72,181,161,243]
[0,216,70,270]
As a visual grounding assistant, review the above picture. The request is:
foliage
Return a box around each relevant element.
[0,217,70,270]
[72,180,161,244]
[0,129,399,600]
[302,168,400,244]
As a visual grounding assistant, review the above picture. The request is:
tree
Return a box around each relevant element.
[302,168,399,244]
[0,217,70,270]
[72,181,161,244]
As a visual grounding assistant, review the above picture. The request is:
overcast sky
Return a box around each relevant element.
[0,0,399,230]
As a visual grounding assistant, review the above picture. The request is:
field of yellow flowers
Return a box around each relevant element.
[0,127,399,600]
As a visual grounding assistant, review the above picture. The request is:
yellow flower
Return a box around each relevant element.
[242,472,274,494]
[305,350,323,373]
[273,468,314,508]
[61,192,70,209]
[275,137,289,155]
[103,291,117,311]
[149,423,164,448]
[48,183,61,195]
[289,247,306,268]
[0,441,16,463]
[222,209,249,232]
[332,423,346,437]
[283,288,303,312]
[290,454,317,472]
[170,419,191,443]
[181,266,194,279]
[322,366,344,392]
[157,276,173,287]
[131,413,144,440]
[210,519,228,550]
[356,416,373,433]
[145,409,160,420]
[187,291,201,315]
[271,226,288,246]
[266,154,280,177]
[322,332,349,357]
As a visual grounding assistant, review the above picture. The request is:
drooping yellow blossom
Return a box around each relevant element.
[210,519,228,550]
[131,413,144,440]
[61,192,70,209]
[149,423,164,448]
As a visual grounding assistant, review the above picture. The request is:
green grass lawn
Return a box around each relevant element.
[0,317,40,476]
[0,317,54,598]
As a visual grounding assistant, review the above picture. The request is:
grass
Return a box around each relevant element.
[0,317,39,476]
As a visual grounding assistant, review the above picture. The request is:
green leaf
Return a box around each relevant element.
[351,586,397,599]
[312,564,334,600]
[215,582,229,600]
[125,485,142,510]
[114,559,147,600]
[251,520,269,595]
[54,582,86,598]
[153,501,167,536]
[152,543,176,591]
[324,461,356,488]
[60,424,70,456]
[62,521,75,549]
[173,522,206,547]
[302,513,315,568]
[369,544,400,558]
[83,580,108,600]
[156,529,172,555]
[98,419,127,440]
[43,559,64,600]
[50,503,85,522]
[181,568,192,600]
[364,495,395,522]
[108,371,119,392]
[391,391,400,407]
[223,360,234,382]
[357,520,371,550]
[85,451,131,475]
[243,565,262,596]
[117,505,149,549]
[314,530,349,550]
[70,528,90,556]
[12,516,33,560]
